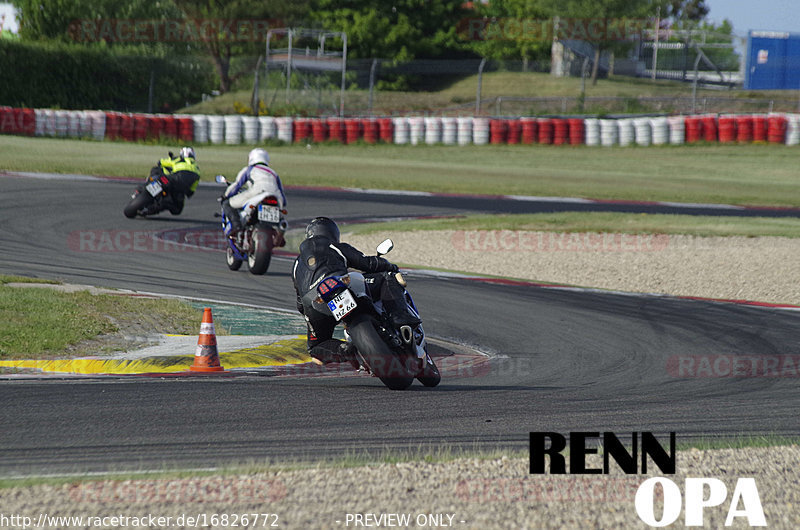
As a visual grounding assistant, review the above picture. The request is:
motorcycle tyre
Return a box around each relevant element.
[124,192,152,219]
[348,313,415,391]
[416,351,441,388]
[248,226,274,275]
[226,246,243,271]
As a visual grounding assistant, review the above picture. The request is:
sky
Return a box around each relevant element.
[1,1,800,37]
[706,0,800,35]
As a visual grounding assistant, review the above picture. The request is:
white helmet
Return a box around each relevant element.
[179,146,196,160]
[248,148,269,167]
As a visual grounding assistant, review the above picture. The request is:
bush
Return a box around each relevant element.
[0,40,215,111]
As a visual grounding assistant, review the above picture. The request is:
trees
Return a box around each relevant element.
[171,0,308,93]
[540,0,661,84]
[466,0,551,66]
[312,0,466,61]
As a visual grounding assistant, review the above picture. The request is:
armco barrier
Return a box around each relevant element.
[4,108,799,150]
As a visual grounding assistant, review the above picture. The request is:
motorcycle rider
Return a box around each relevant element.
[150,147,200,215]
[221,148,287,246]
[292,217,418,366]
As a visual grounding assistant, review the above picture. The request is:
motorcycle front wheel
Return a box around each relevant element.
[248,226,274,275]
[226,246,242,271]
[348,313,415,390]
[123,191,152,218]
[416,351,441,388]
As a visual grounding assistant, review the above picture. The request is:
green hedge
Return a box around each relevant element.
[0,40,215,112]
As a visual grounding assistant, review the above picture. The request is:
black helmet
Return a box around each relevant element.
[305,217,340,242]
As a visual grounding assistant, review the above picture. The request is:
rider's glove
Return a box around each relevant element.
[389,263,400,273]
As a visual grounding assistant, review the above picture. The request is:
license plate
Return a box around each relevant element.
[145,181,163,196]
[258,205,280,223]
[327,290,357,321]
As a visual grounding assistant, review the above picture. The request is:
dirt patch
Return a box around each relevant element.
[345,231,800,306]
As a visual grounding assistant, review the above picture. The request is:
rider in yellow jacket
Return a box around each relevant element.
[151,147,200,215]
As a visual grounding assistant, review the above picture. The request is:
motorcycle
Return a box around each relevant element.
[311,239,441,390]
[123,167,182,219]
[215,175,288,275]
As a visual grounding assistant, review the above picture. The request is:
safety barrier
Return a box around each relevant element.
[1,108,797,147]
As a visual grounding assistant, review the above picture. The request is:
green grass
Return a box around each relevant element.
[183,71,796,115]
[345,212,800,238]
[0,284,204,359]
[0,275,59,285]
[2,136,800,207]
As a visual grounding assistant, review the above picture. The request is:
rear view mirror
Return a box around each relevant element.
[376,239,394,256]
[215,175,228,184]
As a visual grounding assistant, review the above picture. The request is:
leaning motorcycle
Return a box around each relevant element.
[215,175,288,275]
[123,169,180,218]
[311,239,441,390]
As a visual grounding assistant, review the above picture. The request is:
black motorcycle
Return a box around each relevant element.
[123,169,182,218]
[310,239,441,390]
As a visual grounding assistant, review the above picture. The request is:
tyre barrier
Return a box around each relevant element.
[207,116,224,144]
[538,118,553,145]
[599,119,618,147]
[259,116,276,141]
[634,118,652,147]
[552,118,569,145]
[224,115,242,145]
[242,116,260,144]
[457,117,473,145]
[786,115,800,146]
[521,117,538,144]
[584,118,600,146]
[507,118,522,145]
[408,117,425,145]
[424,117,442,145]
[650,117,669,146]
[473,117,490,145]
[2,108,796,148]
[191,115,209,144]
[441,117,457,145]
[667,116,685,145]
[753,115,768,143]
[275,117,293,143]
[617,119,634,147]
[392,117,409,145]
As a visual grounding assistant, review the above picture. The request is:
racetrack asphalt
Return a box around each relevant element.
[1,174,799,476]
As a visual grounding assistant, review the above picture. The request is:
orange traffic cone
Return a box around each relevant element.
[190,307,224,372]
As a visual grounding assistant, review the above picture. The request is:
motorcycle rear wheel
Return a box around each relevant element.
[248,226,274,275]
[348,313,415,390]
[123,192,152,218]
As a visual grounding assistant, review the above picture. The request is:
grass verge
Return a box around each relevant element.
[344,212,800,238]
[0,282,205,359]
[1,136,800,208]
